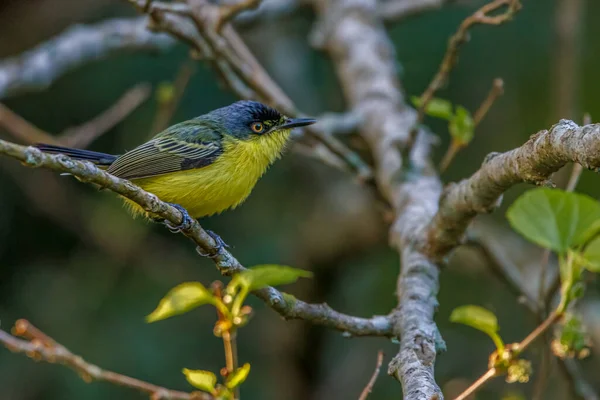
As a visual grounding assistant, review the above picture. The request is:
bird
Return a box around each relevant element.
[35,100,316,254]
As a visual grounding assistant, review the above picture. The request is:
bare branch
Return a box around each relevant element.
[439,78,504,172]
[1,320,209,400]
[0,18,175,99]
[149,60,197,137]
[426,120,600,259]
[313,0,444,397]
[358,351,384,400]
[1,84,150,149]
[411,0,521,149]
[59,83,151,148]
[0,138,392,337]
[129,0,374,181]
[0,103,58,144]
[472,78,504,126]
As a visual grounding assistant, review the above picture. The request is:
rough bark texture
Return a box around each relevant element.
[0,139,393,337]
[313,0,444,398]
[426,120,600,259]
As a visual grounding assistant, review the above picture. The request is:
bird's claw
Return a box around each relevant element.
[196,230,230,258]
[164,203,194,233]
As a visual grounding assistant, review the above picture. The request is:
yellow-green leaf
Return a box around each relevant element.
[449,105,475,145]
[411,96,454,120]
[182,368,217,393]
[146,282,214,323]
[583,236,600,272]
[450,305,504,350]
[225,363,251,389]
[235,265,313,291]
[507,188,600,253]
[156,82,175,104]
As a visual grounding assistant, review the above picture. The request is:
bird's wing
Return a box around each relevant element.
[107,123,223,180]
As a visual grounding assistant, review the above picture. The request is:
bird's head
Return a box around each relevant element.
[208,100,316,140]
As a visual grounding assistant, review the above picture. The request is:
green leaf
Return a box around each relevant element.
[450,305,504,350]
[582,236,600,272]
[449,105,475,145]
[410,96,454,120]
[146,282,214,323]
[507,188,600,253]
[234,265,313,291]
[182,368,217,393]
[225,363,251,389]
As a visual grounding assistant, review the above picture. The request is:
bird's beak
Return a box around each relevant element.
[280,118,317,129]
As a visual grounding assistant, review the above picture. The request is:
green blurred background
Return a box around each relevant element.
[1,0,599,399]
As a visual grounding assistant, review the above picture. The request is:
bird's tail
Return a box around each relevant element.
[34,144,118,166]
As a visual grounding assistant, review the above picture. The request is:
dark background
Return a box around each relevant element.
[1,0,599,399]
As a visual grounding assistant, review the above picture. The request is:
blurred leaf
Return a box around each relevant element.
[234,265,313,292]
[450,305,503,350]
[582,236,600,272]
[182,368,217,393]
[411,96,454,120]
[225,363,251,389]
[507,188,600,253]
[156,81,175,104]
[146,282,214,323]
[449,105,475,145]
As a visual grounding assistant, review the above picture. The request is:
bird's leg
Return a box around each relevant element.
[164,203,194,233]
[196,230,230,258]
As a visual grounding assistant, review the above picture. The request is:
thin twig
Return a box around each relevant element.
[411,0,521,150]
[517,311,563,353]
[470,224,599,400]
[358,351,384,400]
[454,310,563,399]
[438,141,461,173]
[0,138,393,337]
[60,83,151,147]
[129,0,374,181]
[222,331,235,373]
[1,84,150,149]
[472,78,504,126]
[1,321,210,400]
[230,331,240,399]
[150,59,197,136]
[453,368,497,400]
[0,103,58,144]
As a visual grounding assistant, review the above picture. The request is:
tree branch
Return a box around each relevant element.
[0,138,392,337]
[129,0,374,181]
[358,350,384,400]
[426,120,600,259]
[411,0,521,149]
[0,18,176,99]
[313,0,444,398]
[0,320,210,400]
[1,83,150,148]
[59,83,151,148]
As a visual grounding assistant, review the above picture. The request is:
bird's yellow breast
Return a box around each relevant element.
[122,129,291,219]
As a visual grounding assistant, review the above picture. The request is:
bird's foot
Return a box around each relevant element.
[164,203,194,233]
[196,230,230,258]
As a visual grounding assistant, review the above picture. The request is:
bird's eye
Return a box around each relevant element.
[251,122,265,133]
